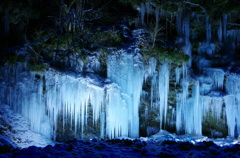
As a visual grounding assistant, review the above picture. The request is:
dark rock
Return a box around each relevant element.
[66,144,75,151]
[209,147,220,156]
[159,151,177,158]
[43,145,54,152]
[134,141,145,148]
[178,142,194,151]
[94,145,101,150]
[161,140,177,146]
[91,138,98,142]
[123,139,133,146]
[141,147,148,155]
[65,138,78,144]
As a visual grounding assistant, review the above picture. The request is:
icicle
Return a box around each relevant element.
[184,81,201,135]
[151,73,158,108]
[182,14,192,67]
[223,14,227,42]
[175,66,181,86]
[145,2,152,22]
[140,3,145,26]
[192,81,202,135]
[206,15,211,43]
[225,74,240,137]
[158,62,170,129]
[144,57,157,81]
[176,78,202,135]
[224,95,236,137]
[106,84,129,139]
[176,9,183,37]
[176,64,189,134]
[218,19,223,43]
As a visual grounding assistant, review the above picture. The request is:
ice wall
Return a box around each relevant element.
[3,64,51,138]
[45,71,105,140]
[2,63,106,140]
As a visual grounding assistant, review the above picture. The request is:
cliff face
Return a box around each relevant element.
[1,1,240,142]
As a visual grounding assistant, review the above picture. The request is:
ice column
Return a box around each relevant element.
[206,15,211,43]
[176,65,202,135]
[192,81,202,135]
[223,14,227,42]
[175,66,181,86]
[218,19,223,43]
[107,50,144,138]
[106,84,128,138]
[176,64,189,134]
[140,3,145,25]
[158,62,170,129]
[177,10,192,66]
[225,74,240,137]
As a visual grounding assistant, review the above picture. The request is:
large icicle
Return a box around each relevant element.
[206,15,212,43]
[218,19,223,43]
[223,14,227,42]
[106,84,129,139]
[192,81,202,135]
[176,65,202,135]
[140,3,145,26]
[107,50,144,138]
[158,62,170,129]
[225,74,240,137]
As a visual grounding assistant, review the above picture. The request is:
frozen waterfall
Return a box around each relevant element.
[176,65,202,135]
[107,50,145,138]
[225,74,240,137]
[158,62,170,129]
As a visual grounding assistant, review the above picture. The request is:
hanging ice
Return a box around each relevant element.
[140,3,145,26]
[2,62,106,140]
[206,15,212,43]
[218,19,223,43]
[158,62,170,129]
[223,14,227,42]
[206,68,225,90]
[107,50,144,138]
[176,65,202,135]
[7,70,52,138]
[45,71,105,140]
[225,74,240,137]
[201,93,224,122]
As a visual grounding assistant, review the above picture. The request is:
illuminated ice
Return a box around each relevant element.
[107,50,144,138]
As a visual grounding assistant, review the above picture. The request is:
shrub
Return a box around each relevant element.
[28,63,48,72]
[142,46,189,65]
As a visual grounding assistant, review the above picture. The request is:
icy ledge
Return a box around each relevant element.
[145,130,240,147]
[0,104,55,149]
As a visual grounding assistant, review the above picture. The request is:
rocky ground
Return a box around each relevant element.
[1,138,240,158]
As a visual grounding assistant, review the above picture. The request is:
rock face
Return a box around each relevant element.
[1,2,240,142]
